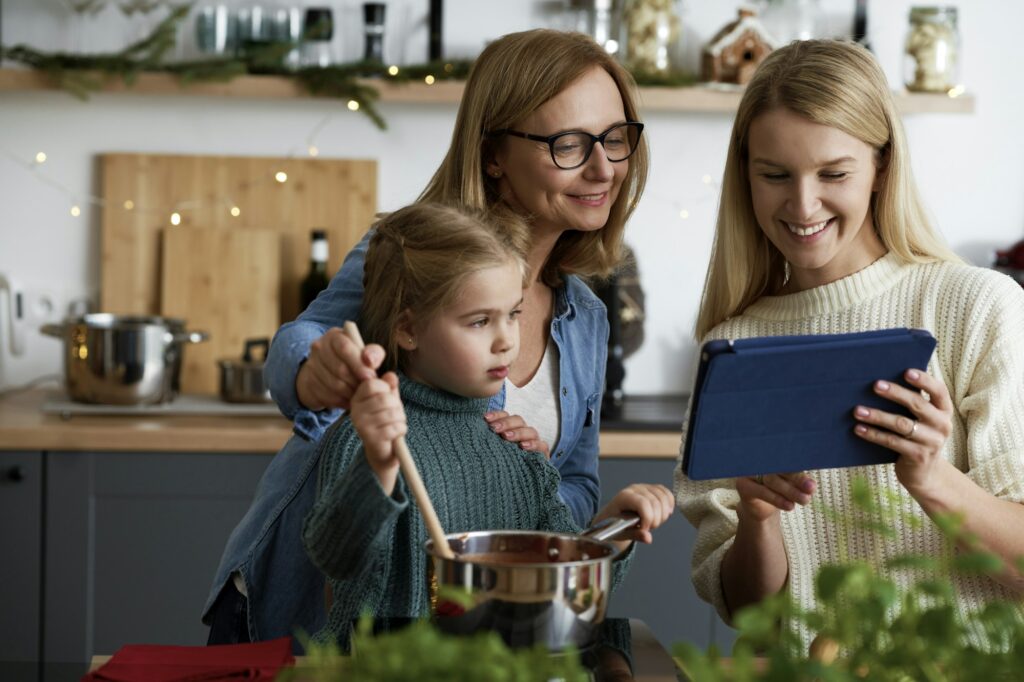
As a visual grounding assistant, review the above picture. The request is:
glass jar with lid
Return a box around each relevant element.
[904,6,960,93]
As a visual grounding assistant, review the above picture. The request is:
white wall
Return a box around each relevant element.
[2,0,1023,394]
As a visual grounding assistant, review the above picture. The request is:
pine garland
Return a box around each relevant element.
[1,7,696,130]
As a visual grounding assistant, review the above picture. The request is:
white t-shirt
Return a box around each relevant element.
[503,337,561,452]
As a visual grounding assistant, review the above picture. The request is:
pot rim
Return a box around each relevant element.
[63,313,188,329]
[424,529,620,568]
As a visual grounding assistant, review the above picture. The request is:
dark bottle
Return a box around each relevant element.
[363,3,386,62]
[300,229,330,311]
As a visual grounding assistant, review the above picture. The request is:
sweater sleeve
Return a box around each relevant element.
[673,392,740,624]
[953,273,1024,502]
[302,432,408,582]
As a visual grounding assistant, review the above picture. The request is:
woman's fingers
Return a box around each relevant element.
[736,473,815,513]
[483,413,551,456]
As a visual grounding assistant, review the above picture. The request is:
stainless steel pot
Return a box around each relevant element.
[425,515,639,651]
[219,338,272,403]
[41,314,208,405]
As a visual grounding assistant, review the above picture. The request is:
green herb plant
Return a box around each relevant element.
[278,615,588,682]
[674,477,1024,681]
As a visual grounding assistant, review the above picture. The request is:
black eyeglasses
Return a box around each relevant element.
[488,121,644,170]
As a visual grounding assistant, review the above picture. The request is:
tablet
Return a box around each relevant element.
[682,328,937,481]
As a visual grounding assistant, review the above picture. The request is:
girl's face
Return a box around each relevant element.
[489,66,630,240]
[402,261,523,399]
[747,107,887,292]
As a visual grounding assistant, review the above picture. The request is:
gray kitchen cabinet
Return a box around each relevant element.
[42,450,272,673]
[599,457,736,654]
[0,452,43,681]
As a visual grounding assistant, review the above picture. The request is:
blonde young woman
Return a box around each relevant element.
[675,39,1024,647]
[205,29,649,645]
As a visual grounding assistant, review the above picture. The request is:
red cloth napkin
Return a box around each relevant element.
[82,637,294,682]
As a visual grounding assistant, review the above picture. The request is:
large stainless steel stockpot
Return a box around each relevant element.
[425,516,638,651]
[41,314,208,405]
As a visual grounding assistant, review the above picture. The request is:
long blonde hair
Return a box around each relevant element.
[696,39,961,339]
[361,203,528,373]
[419,29,649,287]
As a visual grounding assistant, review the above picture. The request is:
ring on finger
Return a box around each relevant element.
[903,418,918,439]
[754,474,765,485]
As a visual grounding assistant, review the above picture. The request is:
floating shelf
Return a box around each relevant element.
[0,67,976,114]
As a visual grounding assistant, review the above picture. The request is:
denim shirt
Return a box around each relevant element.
[266,231,607,525]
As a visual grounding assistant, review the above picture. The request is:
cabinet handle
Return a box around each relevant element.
[6,466,24,482]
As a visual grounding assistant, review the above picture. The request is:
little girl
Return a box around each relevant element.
[302,203,674,647]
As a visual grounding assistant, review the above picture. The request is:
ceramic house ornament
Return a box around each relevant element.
[702,7,778,85]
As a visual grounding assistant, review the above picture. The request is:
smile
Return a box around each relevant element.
[568,191,608,204]
[784,218,833,237]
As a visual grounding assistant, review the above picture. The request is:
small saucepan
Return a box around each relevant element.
[218,338,272,403]
[425,515,639,651]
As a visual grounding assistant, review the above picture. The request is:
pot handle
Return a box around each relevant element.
[581,513,640,543]
[170,330,210,344]
[40,323,65,338]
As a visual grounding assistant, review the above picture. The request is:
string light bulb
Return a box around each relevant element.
[123,199,134,210]
[347,100,360,111]
[170,212,181,225]
[387,65,399,76]
[307,145,319,157]
[275,171,288,183]
[35,152,47,164]
[424,75,435,85]
[70,205,81,217]
[230,206,241,217]
[679,209,690,219]
[701,174,712,184]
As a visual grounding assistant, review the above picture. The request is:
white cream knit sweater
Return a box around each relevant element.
[674,252,1024,642]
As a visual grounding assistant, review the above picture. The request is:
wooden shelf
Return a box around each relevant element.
[0,67,976,114]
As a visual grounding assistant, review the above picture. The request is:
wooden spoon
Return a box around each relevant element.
[342,321,456,559]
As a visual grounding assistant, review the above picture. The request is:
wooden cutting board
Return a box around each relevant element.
[100,153,377,323]
[160,227,280,395]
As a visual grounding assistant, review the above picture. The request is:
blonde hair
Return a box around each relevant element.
[696,39,961,339]
[361,203,529,373]
[419,29,649,287]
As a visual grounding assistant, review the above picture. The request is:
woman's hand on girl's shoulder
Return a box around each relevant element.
[595,483,675,549]
[350,372,406,493]
[736,473,817,521]
[852,368,954,497]
[483,411,551,457]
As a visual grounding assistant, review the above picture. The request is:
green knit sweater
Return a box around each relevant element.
[302,376,632,647]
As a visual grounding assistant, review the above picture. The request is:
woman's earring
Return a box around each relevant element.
[490,170,502,178]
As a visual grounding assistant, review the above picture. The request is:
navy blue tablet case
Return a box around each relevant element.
[682,328,937,481]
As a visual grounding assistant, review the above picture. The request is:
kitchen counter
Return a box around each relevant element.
[0,389,681,459]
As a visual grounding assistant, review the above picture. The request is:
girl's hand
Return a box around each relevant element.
[736,472,817,522]
[483,411,551,457]
[350,372,406,494]
[853,368,954,496]
[593,483,675,550]
[296,326,386,411]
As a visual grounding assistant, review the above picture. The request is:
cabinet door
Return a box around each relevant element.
[599,457,736,653]
[43,451,272,668]
[0,452,42,678]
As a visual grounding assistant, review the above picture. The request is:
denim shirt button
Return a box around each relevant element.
[556,450,564,458]
[561,387,568,396]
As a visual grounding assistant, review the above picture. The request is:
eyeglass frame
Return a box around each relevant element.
[486,121,645,170]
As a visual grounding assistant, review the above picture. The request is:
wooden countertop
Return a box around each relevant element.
[0,389,680,459]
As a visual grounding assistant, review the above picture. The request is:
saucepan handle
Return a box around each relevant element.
[581,513,640,543]
[170,330,210,344]
[40,323,65,338]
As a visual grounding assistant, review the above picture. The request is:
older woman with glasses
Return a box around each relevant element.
[203,28,649,646]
